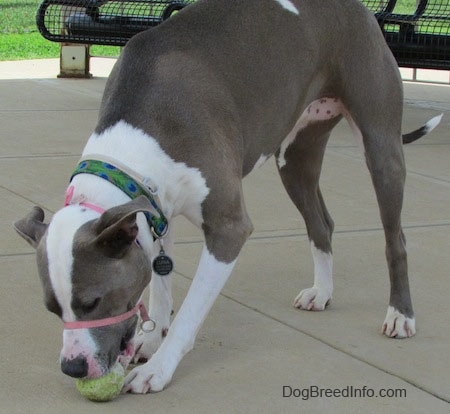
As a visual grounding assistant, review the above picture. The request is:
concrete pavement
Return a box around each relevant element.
[0,59,449,413]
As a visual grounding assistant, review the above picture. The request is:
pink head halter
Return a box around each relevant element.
[62,186,154,332]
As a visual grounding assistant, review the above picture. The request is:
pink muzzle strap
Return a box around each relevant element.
[63,300,155,332]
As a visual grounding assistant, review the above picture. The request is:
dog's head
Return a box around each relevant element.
[14,196,154,378]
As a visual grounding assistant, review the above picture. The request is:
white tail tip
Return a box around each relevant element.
[425,113,443,133]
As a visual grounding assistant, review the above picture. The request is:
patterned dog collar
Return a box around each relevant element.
[70,159,168,238]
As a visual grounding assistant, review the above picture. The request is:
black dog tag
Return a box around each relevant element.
[152,249,174,276]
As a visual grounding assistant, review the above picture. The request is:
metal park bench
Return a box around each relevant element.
[362,0,450,70]
[36,0,450,76]
[36,0,194,46]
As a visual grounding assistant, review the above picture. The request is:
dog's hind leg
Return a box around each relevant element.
[345,66,416,338]
[276,117,341,311]
[335,29,415,337]
[354,116,415,338]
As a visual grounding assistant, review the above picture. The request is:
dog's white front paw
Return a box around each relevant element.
[382,306,416,338]
[293,287,331,311]
[132,325,169,363]
[123,354,175,393]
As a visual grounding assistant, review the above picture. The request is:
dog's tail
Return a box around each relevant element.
[402,114,443,144]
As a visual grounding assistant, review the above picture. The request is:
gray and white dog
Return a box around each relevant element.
[15,0,441,393]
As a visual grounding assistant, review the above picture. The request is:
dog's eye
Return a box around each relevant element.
[80,297,101,313]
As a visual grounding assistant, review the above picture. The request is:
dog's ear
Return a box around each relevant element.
[92,196,154,258]
[14,206,48,248]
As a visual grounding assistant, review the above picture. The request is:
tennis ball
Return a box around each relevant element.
[75,363,125,402]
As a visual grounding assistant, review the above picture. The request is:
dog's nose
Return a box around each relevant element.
[61,356,89,378]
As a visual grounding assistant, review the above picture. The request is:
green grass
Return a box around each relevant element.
[0,0,120,60]
[1,0,37,34]
[392,0,418,14]
[0,33,59,60]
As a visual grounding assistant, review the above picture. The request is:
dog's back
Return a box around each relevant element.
[96,0,390,176]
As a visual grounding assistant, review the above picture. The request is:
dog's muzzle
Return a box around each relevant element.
[63,300,156,332]
[60,301,155,378]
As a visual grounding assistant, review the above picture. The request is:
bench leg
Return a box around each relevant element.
[58,44,92,79]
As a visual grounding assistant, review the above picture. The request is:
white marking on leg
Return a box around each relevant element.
[273,0,300,15]
[277,98,343,169]
[250,154,270,173]
[341,108,364,152]
[125,246,236,393]
[294,242,333,311]
[382,306,416,338]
